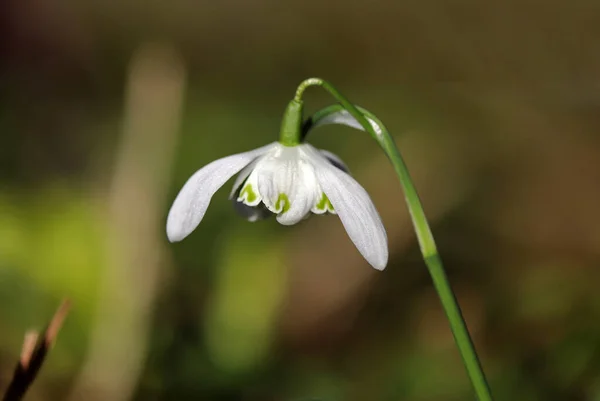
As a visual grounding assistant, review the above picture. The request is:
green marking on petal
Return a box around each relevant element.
[276,193,290,213]
[240,184,257,203]
[316,193,334,212]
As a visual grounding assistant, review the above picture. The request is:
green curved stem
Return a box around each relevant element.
[295,78,493,401]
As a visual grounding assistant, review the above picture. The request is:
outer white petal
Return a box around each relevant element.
[314,158,388,270]
[319,149,350,173]
[166,143,276,242]
[313,109,383,137]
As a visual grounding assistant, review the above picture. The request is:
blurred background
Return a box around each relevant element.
[1,0,600,400]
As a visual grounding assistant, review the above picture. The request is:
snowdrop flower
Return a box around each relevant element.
[167,78,493,395]
[167,97,388,270]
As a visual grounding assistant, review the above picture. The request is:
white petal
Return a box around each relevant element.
[276,161,319,225]
[315,160,388,270]
[256,158,289,214]
[256,145,317,225]
[229,158,261,199]
[319,149,350,173]
[311,192,336,215]
[166,143,276,242]
[255,146,294,214]
[313,109,383,137]
[237,169,262,207]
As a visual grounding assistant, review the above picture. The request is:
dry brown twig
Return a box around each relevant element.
[2,300,71,401]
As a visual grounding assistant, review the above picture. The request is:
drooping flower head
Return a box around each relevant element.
[167,83,388,270]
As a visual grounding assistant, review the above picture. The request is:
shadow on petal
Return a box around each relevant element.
[320,150,350,173]
[233,199,272,222]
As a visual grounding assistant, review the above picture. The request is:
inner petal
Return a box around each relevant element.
[312,192,336,215]
[253,146,320,225]
[276,160,319,225]
[257,161,290,214]
[237,170,261,207]
[299,144,342,216]
[229,157,261,199]
[256,146,298,214]
[276,193,291,213]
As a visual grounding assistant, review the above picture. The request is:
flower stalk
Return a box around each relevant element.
[296,78,493,401]
[279,99,304,146]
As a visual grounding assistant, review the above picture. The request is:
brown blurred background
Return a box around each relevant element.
[1,0,600,400]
